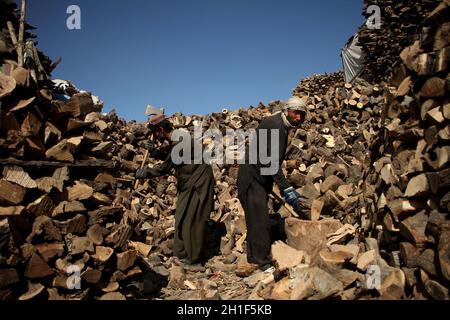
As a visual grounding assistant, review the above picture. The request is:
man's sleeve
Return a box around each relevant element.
[258,119,291,191]
[147,151,173,177]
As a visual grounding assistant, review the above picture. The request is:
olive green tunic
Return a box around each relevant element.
[147,145,215,264]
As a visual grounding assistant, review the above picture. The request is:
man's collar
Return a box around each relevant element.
[280,111,294,129]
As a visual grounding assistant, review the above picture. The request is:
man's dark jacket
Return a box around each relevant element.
[237,112,290,193]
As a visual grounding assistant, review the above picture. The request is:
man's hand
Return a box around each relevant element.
[283,187,301,206]
[292,199,311,220]
[135,167,149,179]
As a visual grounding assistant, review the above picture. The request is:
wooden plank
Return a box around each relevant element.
[0,158,115,169]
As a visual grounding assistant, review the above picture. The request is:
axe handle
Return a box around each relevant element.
[271,187,299,218]
[134,149,150,189]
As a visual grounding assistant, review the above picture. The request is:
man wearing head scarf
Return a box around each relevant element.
[237,96,309,271]
[136,118,215,265]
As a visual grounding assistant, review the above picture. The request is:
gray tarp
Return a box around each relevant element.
[341,33,365,83]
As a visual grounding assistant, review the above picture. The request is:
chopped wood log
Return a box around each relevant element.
[0,110,20,131]
[426,107,445,124]
[35,177,56,193]
[396,76,411,96]
[285,217,343,257]
[86,224,106,245]
[417,249,438,277]
[424,279,450,300]
[271,240,308,272]
[0,72,16,98]
[10,97,36,113]
[67,181,93,201]
[319,248,353,267]
[26,216,62,243]
[404,174,430,197]
[101,282,120,293]
[25,136,45,156]
[44,122,61,144]
[21,111,41,136]
[93,246,114,263]
[105,224,132,249]
[0,205,24,216]
[92,192,112,205]
[99,292,126,300]
[0,0,448,299]
[399,211,429,247]
[19,282,45,301]
[0,268,20,289]
[116,250,138,271]
[2,166,37,188]
[270,277,291,300]
[94,120,108,132]
[320,175,343,193]
[53,213,86,235]
[52,166,70,192]
[356,250,376,271]
[310,199,323,221]
[387,199,424,220]
[0,180,25,205]
[67,136,83,147]
[91,141,114,154]
[52,201,85,218]
[26,195,54,217]
[82,268,102,284]
[329,244,360,264]
[419,77,446,98]
[36,242,65,262]
[434,21,450,50]
[443,102,450,120]
[380,163,399,185]
[290,266,343,300]
[128,241,152,257]
[45,139,74,162]
[438,231,450,282]
[65,93,97,117]
[24,253,54,278]
[88,206,122,226]
[66,236,94,255]
[66,119,91,133]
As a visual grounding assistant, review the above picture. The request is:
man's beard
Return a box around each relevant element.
[288,118,301,127]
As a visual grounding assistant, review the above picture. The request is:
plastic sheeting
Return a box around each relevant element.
[341,34,365,83]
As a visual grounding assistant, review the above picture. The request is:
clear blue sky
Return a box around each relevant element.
[22,0,365,121]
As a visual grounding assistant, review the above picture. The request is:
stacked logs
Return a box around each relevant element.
[0,71,169,299]
[292,71,345,97]
[0,0,169,300]
[361,0,450,300]
[357,0,441,82]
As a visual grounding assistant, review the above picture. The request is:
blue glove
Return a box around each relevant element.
[283,187,301,206]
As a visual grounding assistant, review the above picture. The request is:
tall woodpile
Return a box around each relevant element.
[0,0,169,300]
[358,0,440,82]
[361,0,450,300]
[292,71,345,97]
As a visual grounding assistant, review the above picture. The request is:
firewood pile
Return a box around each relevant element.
[360,0,450,300]
[0,0,170,300]
[250,0,449,300]
[292,71,345,97]
[0,0,449,300]
[357,0,441,82]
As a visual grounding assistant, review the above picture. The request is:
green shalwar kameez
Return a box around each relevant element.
[147,148,215,264]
